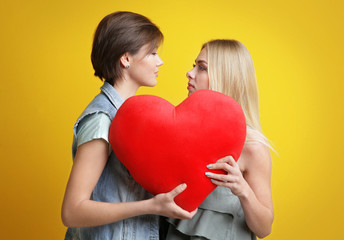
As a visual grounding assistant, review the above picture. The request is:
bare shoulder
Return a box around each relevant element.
[240,142,271,173]
[245,142,270,159]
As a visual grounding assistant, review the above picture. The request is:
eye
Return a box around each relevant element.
[193,64,196,68]
[152,52,158,56]
[198,64,207,71]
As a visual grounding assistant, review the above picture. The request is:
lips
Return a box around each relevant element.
[187,82,195,90]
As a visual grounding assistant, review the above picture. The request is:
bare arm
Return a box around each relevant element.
[61,139,196,227]
[205,145,274,238]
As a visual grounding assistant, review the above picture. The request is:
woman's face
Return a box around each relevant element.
[128,44,164,87]
[186,48,209,96]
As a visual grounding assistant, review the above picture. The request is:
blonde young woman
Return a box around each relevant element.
[165,40,274,240]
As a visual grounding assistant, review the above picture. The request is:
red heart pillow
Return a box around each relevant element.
[109,90,246,211]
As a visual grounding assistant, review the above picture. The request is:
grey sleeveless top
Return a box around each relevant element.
[166,187,256,240]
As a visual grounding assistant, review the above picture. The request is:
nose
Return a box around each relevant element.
[186,68,195,80]
[156,55,164,67]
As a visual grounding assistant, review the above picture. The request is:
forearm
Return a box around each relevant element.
[62,183,195,228]
[209,149,274,238]
[239,188,274,238]
[62,198,156,228]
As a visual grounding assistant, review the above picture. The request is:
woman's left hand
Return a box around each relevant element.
[206,146,274,239]
[205,156,249,198]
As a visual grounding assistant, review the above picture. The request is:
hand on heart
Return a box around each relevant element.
[109,89,246,211]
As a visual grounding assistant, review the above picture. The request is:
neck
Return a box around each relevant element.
[112,78,140,101]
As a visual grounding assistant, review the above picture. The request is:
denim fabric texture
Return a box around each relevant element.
[65,82,159,240]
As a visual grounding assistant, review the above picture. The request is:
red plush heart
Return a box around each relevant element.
[109,90,246,211]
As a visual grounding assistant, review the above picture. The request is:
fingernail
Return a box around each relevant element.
[207,164,213,169]
[181,183,187,189]
[210,179,215,183]
[205,172,211,176]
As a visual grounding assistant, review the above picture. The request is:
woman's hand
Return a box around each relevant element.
[62,140,197,228]
[205,144,274,238]
[151,184,197,219]
[205,156,249,198]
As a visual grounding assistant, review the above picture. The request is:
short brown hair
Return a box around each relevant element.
[91,11,163,85]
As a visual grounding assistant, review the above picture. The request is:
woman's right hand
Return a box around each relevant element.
[151,183,197,219]
[62,138,196,227]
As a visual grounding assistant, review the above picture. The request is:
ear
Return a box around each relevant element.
[120,53,131,68]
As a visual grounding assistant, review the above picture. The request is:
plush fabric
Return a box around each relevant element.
[109,90,246,211]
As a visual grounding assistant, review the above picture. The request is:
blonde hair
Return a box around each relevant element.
[203,39,272,148]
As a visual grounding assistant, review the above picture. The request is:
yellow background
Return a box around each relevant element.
[1,0,343,239]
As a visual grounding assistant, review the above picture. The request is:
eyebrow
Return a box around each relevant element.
[195,59,208,65]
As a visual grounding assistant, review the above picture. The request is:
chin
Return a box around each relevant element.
[148,80,157,87]
[142,78,157,87]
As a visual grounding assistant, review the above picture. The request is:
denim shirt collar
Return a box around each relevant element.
[101,81,124,110]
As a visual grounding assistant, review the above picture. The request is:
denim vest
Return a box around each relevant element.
[65,82,159,240]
